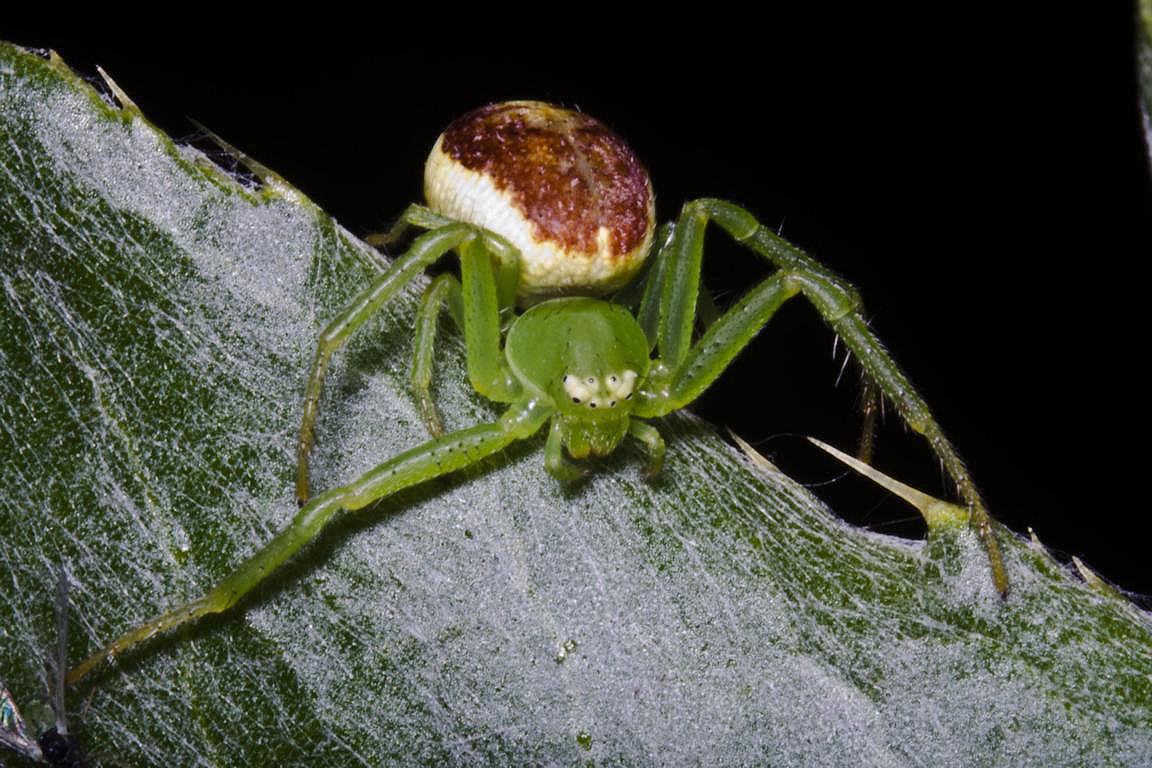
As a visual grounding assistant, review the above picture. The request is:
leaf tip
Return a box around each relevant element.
[805,436,968,529]
[96,65,141,115]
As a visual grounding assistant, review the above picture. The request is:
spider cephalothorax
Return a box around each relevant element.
[70,100,1005,684]
[505,297,650,464]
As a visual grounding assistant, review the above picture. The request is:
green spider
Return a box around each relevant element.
[69,101,1005,684]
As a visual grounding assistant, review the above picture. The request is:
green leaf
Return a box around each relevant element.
[2,44,1150,767]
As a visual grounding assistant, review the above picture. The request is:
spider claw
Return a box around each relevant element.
[546,457,589,487]
[567,461,592,485]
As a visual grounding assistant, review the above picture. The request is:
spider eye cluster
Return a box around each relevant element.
[562,370,637,409]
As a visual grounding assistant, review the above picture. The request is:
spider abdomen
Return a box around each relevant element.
[425,101,656,304]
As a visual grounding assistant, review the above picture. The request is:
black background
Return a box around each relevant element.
[8,10,1150,596]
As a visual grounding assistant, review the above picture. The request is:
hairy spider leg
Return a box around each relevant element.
[296,224,472,504]
[633,221,676,348]
[70,238,551,684]
[411,274,462,436]
[399,205,525,434]
[388,205,522,315]
[856,378,880,463]
[626,420,666,477]
[295,223,518,505]
[544,419,586,484]
[67,399,550,685]
[455,238,522,402]
[634,198,1007,596]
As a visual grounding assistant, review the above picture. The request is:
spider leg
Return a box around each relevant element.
[372,203,456,248]
[545,419,587,484]
[296,224,476,505]
[298,218,521,504]
[599,219,673,349]
[639,198,1006,596]
[627,420,666,477]
[412,274,463,437]
[856,377,880,463]
[394,203,458,234]
[635,221,677,350]
[457,239,521,402]
[694,280,724,334]
[390,205,523,315]
[410,234,524,433]
[68,400,553,685]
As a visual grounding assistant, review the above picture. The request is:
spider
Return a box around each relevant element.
[68,100,1005,683]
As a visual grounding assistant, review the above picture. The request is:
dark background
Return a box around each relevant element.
[9,10,1150,595]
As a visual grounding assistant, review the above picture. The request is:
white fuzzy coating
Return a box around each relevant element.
[425,136,651,302]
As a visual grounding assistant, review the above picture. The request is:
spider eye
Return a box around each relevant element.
[572,397,581,403]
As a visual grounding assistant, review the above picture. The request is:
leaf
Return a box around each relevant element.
[2,44,1150,767]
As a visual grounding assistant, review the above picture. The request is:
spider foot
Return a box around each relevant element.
[546,455,589,487]
[416,394,446,438]
[642,453,665,481]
